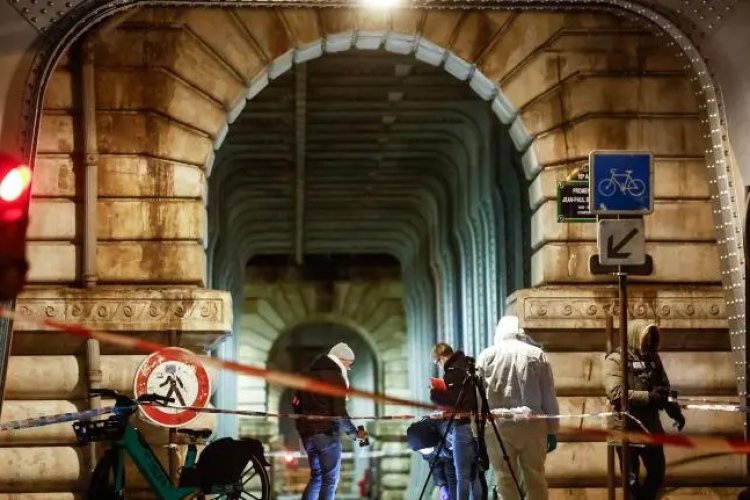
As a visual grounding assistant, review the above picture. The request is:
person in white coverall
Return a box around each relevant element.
[476,316,559,500]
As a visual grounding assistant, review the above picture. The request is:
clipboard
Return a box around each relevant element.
[430,377,447,391]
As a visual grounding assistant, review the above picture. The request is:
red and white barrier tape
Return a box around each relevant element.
[1,306,749,454]
[0,306,435,412]
[268,450,410,460]
[0,406,114,431]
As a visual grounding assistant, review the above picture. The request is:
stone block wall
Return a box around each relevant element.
[17,6,735,498]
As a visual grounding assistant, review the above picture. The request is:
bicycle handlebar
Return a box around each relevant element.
[89,389,174,407]
[90,388,120,399]
[137,394,175,405]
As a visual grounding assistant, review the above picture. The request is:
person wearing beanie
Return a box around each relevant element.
[476,315,559,500]
[293,342,368,500]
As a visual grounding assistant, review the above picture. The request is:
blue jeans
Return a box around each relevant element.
[302,433,342,500]
[453,423,483,500]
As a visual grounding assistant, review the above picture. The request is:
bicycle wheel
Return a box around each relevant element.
[597,178,617,197]
[627,178,646,197]
[87,448,124,500]
[211,454,271,500]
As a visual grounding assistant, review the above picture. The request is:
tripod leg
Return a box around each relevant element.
[420,372,477,500]
[472,375,525,500]
[418,413,458,500]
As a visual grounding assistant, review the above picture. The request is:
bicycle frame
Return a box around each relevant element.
[609,170,634,187]
[111,423,196,500]
[79,390,269,500]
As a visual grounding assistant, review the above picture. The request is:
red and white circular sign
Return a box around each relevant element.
[133,347,211,428]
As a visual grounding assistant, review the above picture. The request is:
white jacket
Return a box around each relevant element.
[477,316,560,433]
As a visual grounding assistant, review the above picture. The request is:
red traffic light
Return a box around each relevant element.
[0,165,32,203]
[0,153,32,300]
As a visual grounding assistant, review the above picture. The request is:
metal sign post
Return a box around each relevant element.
[589,150,654,499]
[618,268,630,500]
[605,314,616,500]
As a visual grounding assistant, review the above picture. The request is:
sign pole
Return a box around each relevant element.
[605,314,616,500]
[618,268,630,499]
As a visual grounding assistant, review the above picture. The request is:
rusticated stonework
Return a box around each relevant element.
[13,288,232,333]
[511,286,727,330]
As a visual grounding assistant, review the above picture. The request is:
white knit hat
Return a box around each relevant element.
[329,342,355,362]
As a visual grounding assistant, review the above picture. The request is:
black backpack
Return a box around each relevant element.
[406,418,442,451]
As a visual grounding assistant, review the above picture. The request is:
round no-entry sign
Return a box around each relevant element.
[133,347,211,427]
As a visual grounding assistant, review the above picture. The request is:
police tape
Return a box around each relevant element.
[0,306,436,413]
[581,427,750,454]
[3,404,750,457]
[267,450,410,460]
[2,306,747,419]
[2,306,750,454]
[140,402,418,421]
[144,402,654,433]
[0,406,114,431]
[675,397,746,413]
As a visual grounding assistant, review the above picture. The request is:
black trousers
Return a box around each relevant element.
[615,445,666,500]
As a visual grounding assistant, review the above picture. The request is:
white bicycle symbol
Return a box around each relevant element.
[597,169,646,197]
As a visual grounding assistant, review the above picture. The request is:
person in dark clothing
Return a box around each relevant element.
[604,320,686,500]
[430,343,484,500]
[293,342,368,500]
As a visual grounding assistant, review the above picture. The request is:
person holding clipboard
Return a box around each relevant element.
[430,343,485,500]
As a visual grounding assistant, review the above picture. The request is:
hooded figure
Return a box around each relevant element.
[603,320,685,500]
[476,315,559,500]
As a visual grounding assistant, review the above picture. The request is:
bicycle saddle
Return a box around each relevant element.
[177,428,212,440]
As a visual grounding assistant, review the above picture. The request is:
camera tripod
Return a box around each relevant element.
[418,358,524,500]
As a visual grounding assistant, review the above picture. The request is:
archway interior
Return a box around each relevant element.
[207,50,528,496]
[208,49,529,355]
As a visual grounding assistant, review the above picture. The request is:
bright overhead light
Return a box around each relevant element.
[361,0,399,10]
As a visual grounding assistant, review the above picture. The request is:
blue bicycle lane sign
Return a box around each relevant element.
[589,151,653,215]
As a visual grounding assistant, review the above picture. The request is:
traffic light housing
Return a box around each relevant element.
[0,153,31,300]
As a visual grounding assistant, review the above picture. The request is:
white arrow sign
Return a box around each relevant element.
[597,219,645,266]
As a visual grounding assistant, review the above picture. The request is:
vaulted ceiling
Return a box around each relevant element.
[207,51,529,355]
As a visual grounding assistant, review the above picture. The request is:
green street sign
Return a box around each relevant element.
[557,181,595,223]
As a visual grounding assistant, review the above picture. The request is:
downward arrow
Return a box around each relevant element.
[607,228,639,259]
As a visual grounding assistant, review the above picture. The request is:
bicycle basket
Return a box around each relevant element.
[73,417,125,444]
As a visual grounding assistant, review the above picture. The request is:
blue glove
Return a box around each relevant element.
[546,434,557,453]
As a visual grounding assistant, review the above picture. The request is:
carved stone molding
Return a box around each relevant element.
[510,286,727,330]
[13,287,232,333]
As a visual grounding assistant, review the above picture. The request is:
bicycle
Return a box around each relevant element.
[73,388,271,500]
[597,168,646,197]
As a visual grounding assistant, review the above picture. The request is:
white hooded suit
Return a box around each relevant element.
[476,315,559,500]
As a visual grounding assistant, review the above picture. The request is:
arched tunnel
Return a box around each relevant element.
[206,51,532,495]
[0,2,748,499]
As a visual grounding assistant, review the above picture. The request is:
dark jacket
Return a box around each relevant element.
[430,351,477,417]
[293,354,358,440]
[604,319,678,435]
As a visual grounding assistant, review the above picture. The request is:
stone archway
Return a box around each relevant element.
[10,6,742,497]
[235,267,410,497]
[236,276,406,429]
[34,8,721,292]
